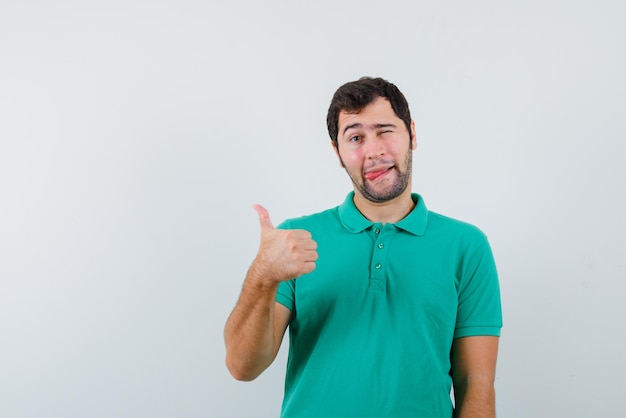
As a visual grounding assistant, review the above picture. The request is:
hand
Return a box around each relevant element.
[251,204,318,283]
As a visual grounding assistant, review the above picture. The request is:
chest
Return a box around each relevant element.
[292,228,460,332]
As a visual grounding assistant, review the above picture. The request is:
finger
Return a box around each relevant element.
[301,261,316,274]
[305,250,318,262]
[252,204,274,232]
[285,231,313,242]
[301,240,318,251]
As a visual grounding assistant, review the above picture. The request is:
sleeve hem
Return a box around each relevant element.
[454,326,501,338]
[276,293,294,312]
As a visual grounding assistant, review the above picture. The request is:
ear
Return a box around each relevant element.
[331,141,345,168]
[410,120,417,150]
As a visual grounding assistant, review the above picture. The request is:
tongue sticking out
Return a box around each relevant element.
[364,167,391,181]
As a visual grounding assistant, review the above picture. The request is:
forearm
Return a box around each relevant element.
[453,380,496,418]
[451,336,499,418]
[224,265,281,381]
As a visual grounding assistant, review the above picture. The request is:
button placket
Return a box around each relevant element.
[369,224,391,291]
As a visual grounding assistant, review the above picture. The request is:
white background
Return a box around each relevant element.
[1,1,625,417]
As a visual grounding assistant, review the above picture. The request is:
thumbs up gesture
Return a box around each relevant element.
[251,204,318,283]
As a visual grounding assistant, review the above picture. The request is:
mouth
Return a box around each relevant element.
[364,166,394,181]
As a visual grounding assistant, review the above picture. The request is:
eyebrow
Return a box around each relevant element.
[342,123,397,135]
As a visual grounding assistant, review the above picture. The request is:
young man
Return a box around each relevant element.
[224,77,502,418]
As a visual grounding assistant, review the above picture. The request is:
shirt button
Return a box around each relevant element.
[378,243,384,249]
[375,263,382,269]
[374,228,380,234]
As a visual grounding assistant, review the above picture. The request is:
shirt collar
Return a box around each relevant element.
[338,192,428,236]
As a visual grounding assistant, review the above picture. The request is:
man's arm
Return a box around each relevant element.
[224,204,317,381]
[451,336,499,418]
[224,280,291,381]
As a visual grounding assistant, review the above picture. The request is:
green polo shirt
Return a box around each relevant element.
[276,192,502,418]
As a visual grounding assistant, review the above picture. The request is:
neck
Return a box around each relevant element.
[352,188,415,225]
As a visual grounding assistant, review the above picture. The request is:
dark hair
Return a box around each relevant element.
[326,77,412,146]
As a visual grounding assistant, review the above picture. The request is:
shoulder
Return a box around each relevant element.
[428,211,485,235]
[277,206,341,230]
[425,210,490,248]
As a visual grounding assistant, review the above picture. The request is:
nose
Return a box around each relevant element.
[365,137,385,159]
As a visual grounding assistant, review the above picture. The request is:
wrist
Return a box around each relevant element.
[246,260,283,291]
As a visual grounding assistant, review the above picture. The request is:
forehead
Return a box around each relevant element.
[338,97,400,131]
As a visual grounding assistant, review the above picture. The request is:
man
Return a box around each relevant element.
[224,77,502,417]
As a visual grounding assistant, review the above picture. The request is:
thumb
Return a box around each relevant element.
[252,204,275,232]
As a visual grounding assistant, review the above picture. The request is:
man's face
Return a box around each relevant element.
[334,97,417,204]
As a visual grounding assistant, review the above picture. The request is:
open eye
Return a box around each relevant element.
[349,135,362,142]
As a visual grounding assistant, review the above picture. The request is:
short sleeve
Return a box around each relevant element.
[454,232,503,338]
[276,280,295,312]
